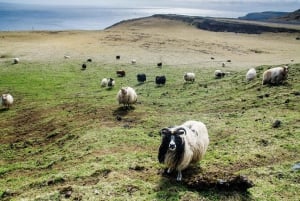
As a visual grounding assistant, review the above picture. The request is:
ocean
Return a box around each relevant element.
[0,3,245,31]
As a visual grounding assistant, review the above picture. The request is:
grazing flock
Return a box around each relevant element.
[2,55,291,182]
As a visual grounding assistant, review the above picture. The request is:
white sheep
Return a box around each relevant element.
[1,93,14,109]
[101,78,108,87]
[117,87,137,107]
[13,58,19,64]
[131,59,136,64]
[262,65,288,85]
[246,68,257,81]
[158,120,209,181]
[214,69,225,79]
[183,72,195,83]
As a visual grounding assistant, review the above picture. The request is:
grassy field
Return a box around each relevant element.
[0,56,299,200]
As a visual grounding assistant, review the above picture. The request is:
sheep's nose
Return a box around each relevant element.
[169,143,176,151]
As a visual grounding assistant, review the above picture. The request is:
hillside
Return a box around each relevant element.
[0,17,300,200]
[110,14,300,34]
[238,9,300,24]
[238,11,289,21]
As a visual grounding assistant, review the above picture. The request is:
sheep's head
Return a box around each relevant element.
[121,87,127,95]
[160,127,186,151]
[2,94,7,101]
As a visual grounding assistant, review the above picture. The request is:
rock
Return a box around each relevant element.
[272,120,281,128]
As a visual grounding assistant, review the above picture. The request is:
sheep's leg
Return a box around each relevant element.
[176,171,182,181]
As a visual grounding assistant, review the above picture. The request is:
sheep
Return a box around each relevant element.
[131,59,136,64]
[116,70,126,77]
[222,62,226,67]
[13,58,19,64]
[262,65,288,85]
[246,68,257,81]
[117,87,137,108]
[1,93,14,109]
[156,76,166,86]
[214,70,225,79]
[107,78,115,88]
[183,72,195,83]
[157,62,163,68]
[137,73,146,83]
[87,58,92,62]
[158,120,209,181]
[116,55,120,60]
[64,55,70,59]
[101,78,108,87]
[82,63,87,70]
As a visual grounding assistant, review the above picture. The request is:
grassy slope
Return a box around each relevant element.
[0,59,299,201]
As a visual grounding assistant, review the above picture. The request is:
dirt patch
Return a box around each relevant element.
[2,108,69,147]
[160,166,254,192]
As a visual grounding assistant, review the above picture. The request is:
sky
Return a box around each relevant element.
[0,0,299,13]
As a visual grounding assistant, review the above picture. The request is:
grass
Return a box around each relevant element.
[0,59,299,201]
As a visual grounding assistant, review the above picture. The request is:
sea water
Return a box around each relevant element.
[0,3,244,31]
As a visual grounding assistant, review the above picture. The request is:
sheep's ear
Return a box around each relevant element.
[160,128,170,136]
[176,128,186,135]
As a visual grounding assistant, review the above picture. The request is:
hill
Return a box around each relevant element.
[1,17,300,200]
[238,11,289,21]
[238,9,300,24]
[110,14,300,34]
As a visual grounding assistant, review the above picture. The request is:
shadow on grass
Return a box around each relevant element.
[156,165,254,200]
[0,108,9,113]
[113,106,136,117]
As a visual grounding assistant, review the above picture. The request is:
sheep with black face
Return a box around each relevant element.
[158,120,209,181]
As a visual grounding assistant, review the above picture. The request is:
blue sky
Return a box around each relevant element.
[0,0,299,13]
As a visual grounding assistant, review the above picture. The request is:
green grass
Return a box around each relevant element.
[0,59,299,200]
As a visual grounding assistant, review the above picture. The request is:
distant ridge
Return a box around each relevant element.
[238,9,300,24]
[108,14,300,34]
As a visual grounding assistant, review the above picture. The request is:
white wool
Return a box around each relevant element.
[246,68,257,81]
[262,66,288,85]
[183,72,195,82]
[1,93,14,109]
[101,78,108,87]
[13,58,19,64]
[117,87,137,106]
[161,120,209,181]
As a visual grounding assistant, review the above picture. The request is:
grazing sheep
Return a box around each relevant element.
[137,73,146,83]
[158,120,209,181]
[101,78,108,87]
[116,70,126,77]
[13,58,19,64]
[246,68,257,81]
[107,78,115,88]
[131,59,136,64]
[157,62,163,68]
[116,55,120,60]
[156,76,166,86]
[64,55,70,59]
[117,87,137,107]
[214,70,225,79]
[210,57,215,60]
[87,58,92,62]
[262,65,288,85]
[1,93,14,109]
[184,72,195,83]
[82,63,87,70]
